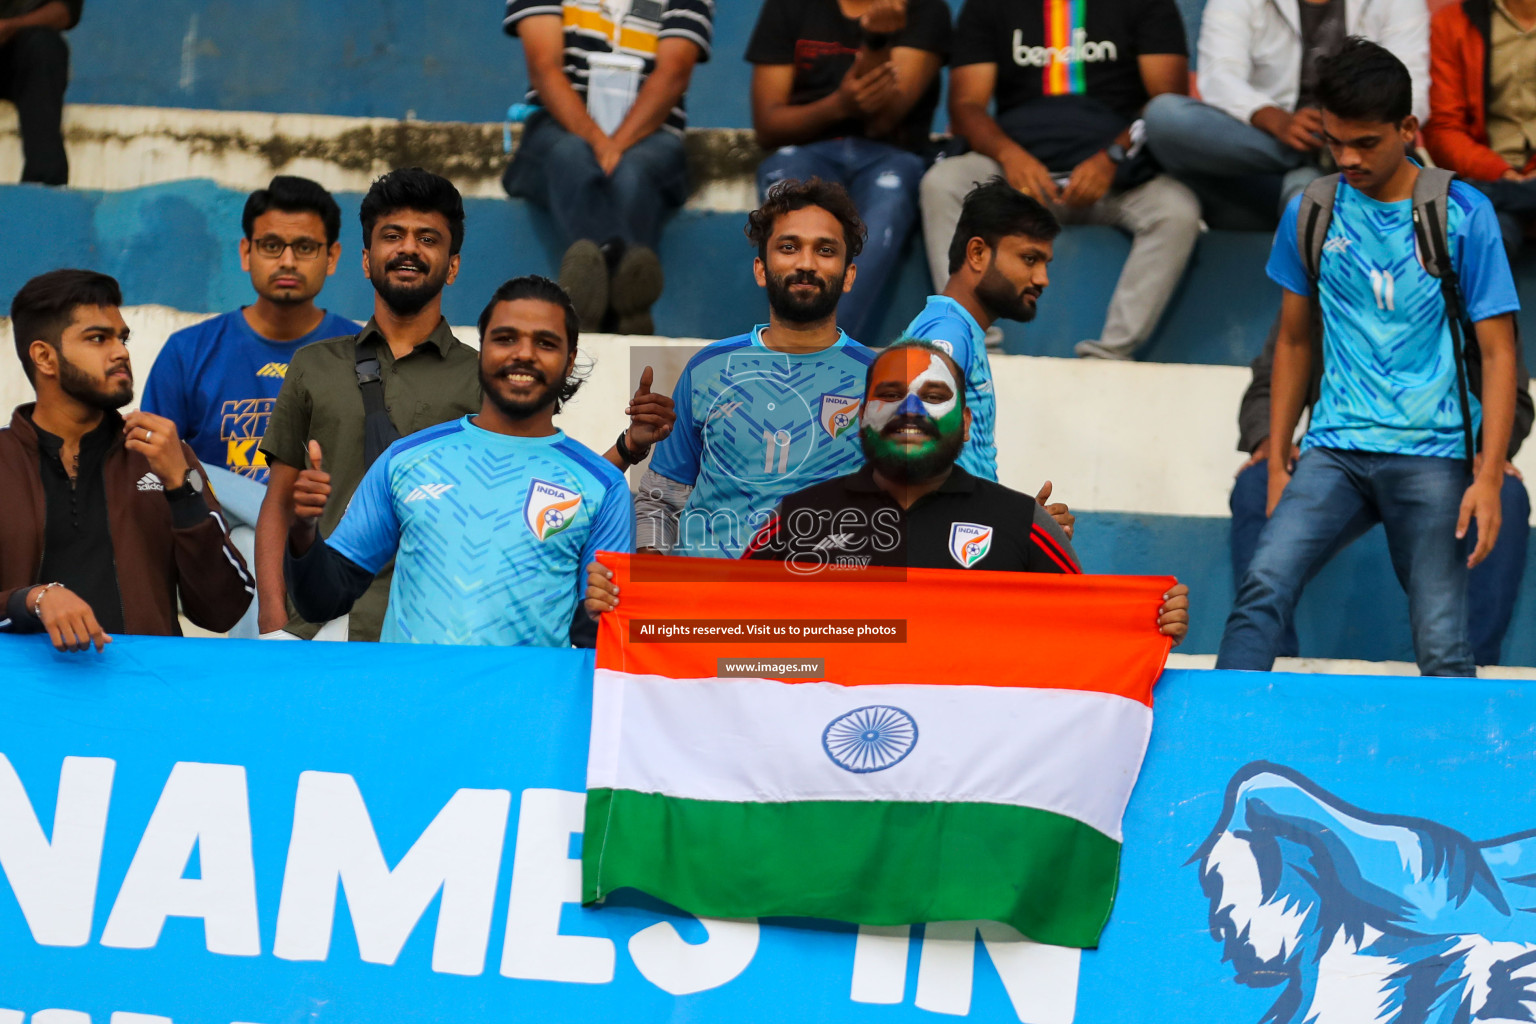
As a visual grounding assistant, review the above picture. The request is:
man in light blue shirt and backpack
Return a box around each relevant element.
[1218,38,1520,677]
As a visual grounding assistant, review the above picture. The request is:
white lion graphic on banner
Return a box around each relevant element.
[1197,762,1536,1024]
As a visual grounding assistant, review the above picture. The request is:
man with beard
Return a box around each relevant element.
[904,177,1058,482]
[255,167,479,642]
[142,176,357,483]
[586,340,1189,642]
[0,269,254,652]
[635,177,878,558]
[284,276,633,647]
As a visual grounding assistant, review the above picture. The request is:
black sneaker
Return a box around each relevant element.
[611,244,664,335]
[559,239,608,332]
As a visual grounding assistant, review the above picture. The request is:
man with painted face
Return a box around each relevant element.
[903,177,1059,481]
[589,339,1189,640]
[285,276,634,647]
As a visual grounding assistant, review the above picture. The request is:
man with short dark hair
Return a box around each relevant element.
[634,177,878,558]
[286,276,634,647]
[256,167,675,641]
[0,0,79,185]
[142,175,357,483]
[0,269,254,652]
[1217,39,1520,676]
[255,167,482,642]
[904,177,1059,481]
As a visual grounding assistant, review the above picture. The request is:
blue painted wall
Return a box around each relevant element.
[62,1,1208,130]
[3,181,1534,365]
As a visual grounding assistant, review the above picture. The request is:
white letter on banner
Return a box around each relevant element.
[0,754,115,947]
[850,924,911,1003]
[914,921,1080,1023]
[629,916,759,995]
[0,1010,20,1024]
[30,1013,91,1024]
[273,772,510,976]
[110,1014,173,1023]
[499,788,614,984]
[101,762,260,955]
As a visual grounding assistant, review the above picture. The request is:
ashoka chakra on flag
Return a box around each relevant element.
[581,554,1173,949]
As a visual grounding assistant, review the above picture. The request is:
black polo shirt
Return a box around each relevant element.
[745,464,1080,574]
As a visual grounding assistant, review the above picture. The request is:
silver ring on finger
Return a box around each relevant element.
[145,429,153,442]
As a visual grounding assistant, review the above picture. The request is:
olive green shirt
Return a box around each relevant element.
[260,316,482,640]
[1488,0,1536,169]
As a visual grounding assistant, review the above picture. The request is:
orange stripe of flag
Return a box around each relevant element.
[592,553,1172,707]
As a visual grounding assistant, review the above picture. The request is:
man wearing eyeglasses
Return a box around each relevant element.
[141,175,358,483]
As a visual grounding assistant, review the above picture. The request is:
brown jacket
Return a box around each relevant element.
[0,404,254,636]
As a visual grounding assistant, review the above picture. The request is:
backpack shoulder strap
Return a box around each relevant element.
[1298,173,1342,283]
[1411,165,1458,281]
[355,335,401,471]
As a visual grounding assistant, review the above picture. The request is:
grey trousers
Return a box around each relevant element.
[919,151,1202,355]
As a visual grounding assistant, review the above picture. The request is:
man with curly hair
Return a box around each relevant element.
[634,178,880,558]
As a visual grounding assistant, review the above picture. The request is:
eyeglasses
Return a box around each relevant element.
[252,236,327,260]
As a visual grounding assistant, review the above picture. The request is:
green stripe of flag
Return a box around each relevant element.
[582,789,1123,948]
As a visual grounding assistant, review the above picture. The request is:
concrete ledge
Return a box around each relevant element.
[0,104,761,210]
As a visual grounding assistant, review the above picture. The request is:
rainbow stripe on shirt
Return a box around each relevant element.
[1044,0,1089,95]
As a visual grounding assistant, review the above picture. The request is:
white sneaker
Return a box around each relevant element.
[1073,339,1134,360]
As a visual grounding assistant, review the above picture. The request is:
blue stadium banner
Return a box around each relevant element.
[3,634,1535,1024]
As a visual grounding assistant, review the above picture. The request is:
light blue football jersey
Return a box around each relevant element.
[904,295,997,480]
[1268,178,1519,459]
[648,326,876,557]
[325,416,634,646]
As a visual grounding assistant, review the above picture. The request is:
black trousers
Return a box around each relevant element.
[0,27,69,186]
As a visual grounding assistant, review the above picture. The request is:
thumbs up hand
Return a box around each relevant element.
[623,365,676,452]
[293,440,333,526]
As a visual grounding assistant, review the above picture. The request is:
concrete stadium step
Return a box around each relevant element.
[3,310,1533,666]
[8,118,1536,362]
[0,103,761,210]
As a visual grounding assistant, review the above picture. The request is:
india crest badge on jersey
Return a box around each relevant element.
[524,479,583,541]
[948,522,993,568]
[819,394,862,440]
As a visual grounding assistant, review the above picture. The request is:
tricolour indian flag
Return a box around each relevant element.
[582,554,1172,948]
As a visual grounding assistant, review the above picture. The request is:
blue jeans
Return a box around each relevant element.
[1143,94,1322,228]
[503,111,689,250]
[758,137,925,345]
[1229,459,1531,665]
[1218,448,1477,676]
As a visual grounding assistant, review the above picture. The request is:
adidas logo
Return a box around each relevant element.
[137,473,163,492]
[404,483,454,503]
[256,363,288,378]
[1323,237,1352,255]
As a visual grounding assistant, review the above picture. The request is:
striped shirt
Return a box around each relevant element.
[505,0,715,135]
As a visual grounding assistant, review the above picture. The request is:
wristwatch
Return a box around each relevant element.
[164,467,204,501]
[1104,142,1128,165]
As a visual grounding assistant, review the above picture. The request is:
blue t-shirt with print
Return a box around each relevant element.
[904,294,997,480]
[324,416,634,646]
[141,308,359,482]
[1267,178,1519,459]
[648,327,876,557]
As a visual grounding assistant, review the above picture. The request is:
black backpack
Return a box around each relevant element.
[1297,167,1533,465]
